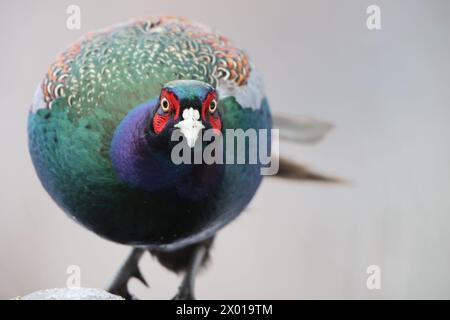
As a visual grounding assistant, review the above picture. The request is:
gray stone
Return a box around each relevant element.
[14,288,124,300]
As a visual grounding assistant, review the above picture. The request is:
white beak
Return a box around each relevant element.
[174,108,205,148]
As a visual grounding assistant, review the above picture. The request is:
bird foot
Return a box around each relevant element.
[108,265,147,300]
[172,288,195,300]
[107,248,147,300]
[109,283,139,300]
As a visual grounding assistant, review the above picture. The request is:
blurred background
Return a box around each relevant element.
[1,0,450,299]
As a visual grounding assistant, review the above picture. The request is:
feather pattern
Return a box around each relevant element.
[28,17,272,249]
[34,16,254,116]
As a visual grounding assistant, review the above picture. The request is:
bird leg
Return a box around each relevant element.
[107,248,147,300]
[173,243,208,300]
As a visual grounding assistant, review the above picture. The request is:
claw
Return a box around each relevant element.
[109,283,138,300]
[173,293,195,300]
[173,286,195,300]
[132,266,148,287]
[107,248,146,300]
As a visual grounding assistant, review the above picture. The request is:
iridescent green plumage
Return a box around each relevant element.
[28,17,271,248]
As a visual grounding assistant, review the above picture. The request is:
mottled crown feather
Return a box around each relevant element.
[36,16,254,116]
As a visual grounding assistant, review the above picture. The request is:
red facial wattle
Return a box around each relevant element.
[152,90,180,134]
[208,115,222,132]
[201,92,222,132]
[153,113,170,134]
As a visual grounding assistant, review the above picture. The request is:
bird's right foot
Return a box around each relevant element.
[107,248,147,300]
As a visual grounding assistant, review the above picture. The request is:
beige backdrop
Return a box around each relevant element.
[1,0,450,299]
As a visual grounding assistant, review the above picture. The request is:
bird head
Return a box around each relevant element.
[152,80,222,148]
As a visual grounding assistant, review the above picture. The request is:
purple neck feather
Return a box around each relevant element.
[110,99,190,192]
[110,99,224,199]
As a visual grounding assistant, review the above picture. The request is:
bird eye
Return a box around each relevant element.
[161,98,170,112]
[208,99,217,113]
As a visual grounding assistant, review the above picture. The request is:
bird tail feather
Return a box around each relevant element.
[273,157,345,183]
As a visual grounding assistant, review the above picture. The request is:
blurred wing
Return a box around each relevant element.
[272,113,333,144]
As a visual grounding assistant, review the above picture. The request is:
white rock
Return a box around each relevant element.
[15,288,124,300]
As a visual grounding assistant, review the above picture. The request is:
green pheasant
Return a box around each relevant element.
[28,16,334,299]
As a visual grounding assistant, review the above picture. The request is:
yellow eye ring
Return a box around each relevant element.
[208,99,217,113]
[161,98,170,112]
